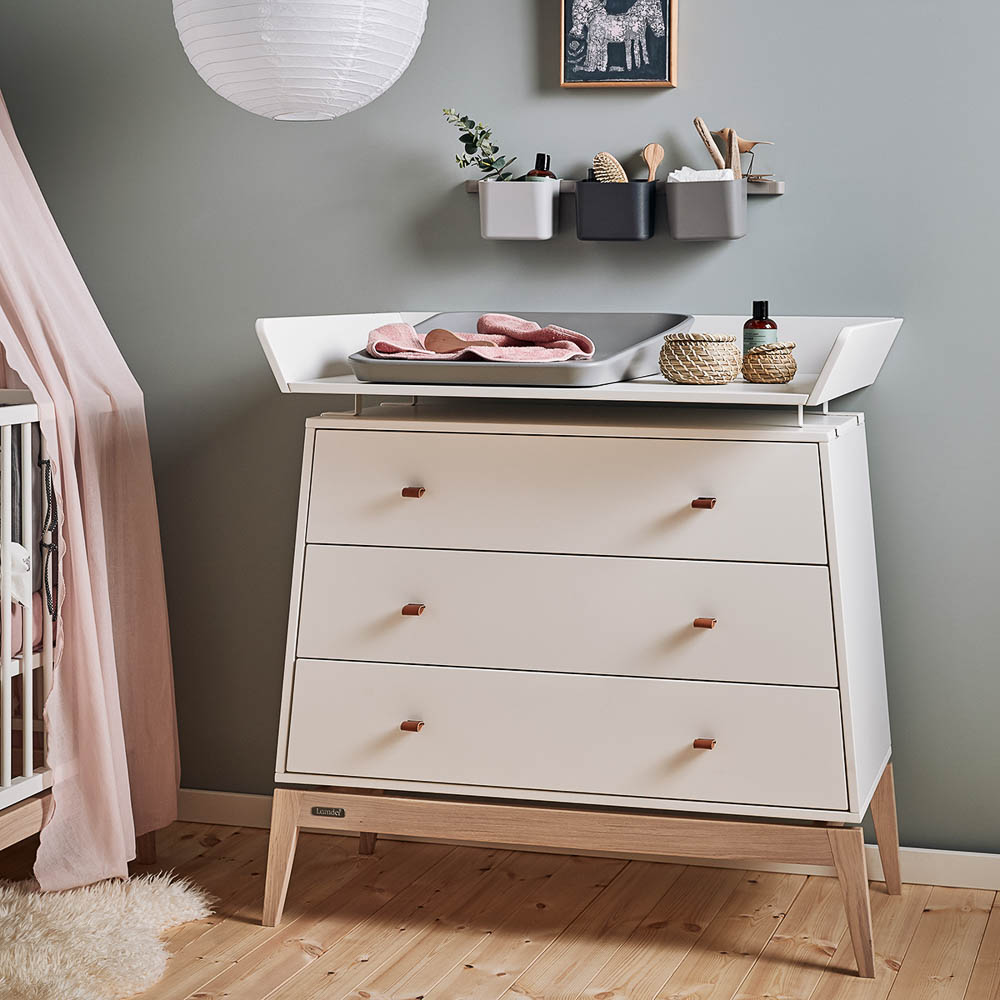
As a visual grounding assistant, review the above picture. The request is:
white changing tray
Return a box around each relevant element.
[257,312,901,421]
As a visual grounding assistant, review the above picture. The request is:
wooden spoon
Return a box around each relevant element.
[642,142,665,181]
[424,328,494,353]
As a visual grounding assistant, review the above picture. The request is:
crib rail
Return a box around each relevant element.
[0,396,55,812]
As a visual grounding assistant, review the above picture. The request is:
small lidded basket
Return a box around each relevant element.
[659,332,740,385]
[741,341,798,384]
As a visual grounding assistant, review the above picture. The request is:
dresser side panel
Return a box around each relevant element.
[274,425,318,775]
[822,423,891,816]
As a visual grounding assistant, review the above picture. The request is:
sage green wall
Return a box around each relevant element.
[1,1,996,852]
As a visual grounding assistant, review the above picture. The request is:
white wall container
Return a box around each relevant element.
[478,179,559,240]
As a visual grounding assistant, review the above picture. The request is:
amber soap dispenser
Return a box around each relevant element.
[525,153,557,181]
[743,301,778,354]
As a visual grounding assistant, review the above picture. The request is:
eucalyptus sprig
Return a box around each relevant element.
[443,108,518,181]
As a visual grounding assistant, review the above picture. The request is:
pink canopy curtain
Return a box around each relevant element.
[0,94,179,890]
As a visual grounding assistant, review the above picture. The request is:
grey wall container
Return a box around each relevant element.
[666,178,747,241]
[576,181,655,241]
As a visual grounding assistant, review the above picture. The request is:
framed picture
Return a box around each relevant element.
[561,0,677,88]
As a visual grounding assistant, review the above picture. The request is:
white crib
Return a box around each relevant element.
[0,390,56,827]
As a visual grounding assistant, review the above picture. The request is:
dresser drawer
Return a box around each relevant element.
[285,660,848,810]
[298,545,838,687]
[306,430,828,564]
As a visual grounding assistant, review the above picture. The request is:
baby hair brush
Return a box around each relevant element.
[592,152,628,183]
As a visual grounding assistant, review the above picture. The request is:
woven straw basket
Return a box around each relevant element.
[659,332,740,385]
[742,341,798,384]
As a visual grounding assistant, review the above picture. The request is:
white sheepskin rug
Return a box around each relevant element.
[0,873,212,1000]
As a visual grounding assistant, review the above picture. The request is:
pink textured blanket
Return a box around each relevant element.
[367,313,595,362]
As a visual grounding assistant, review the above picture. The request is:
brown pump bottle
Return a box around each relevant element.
[743,300,778,354]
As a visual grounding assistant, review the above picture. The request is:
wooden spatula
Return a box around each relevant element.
[642,143,665,181]
[727,129,742,179]
[424,328,494,353]
[694,117,726,169]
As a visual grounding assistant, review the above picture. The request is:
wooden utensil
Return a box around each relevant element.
[728,129,742,179]
[713,127,732,165]
[712,127,742,178]
[642,143,665,181]
[593,151,629,183]
[424,328,494,353]
[693,117,726,169]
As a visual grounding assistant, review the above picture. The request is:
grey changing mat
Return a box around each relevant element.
[349,311,694,387]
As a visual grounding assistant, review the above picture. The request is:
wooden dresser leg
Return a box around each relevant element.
[358,789,382,854]
[135,830,157,866]
[871,762,902,895]
[829,826,875,978]
[263,789,301,928]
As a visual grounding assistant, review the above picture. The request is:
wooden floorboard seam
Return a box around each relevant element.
[723,872,813,1000]
[579,866,747,1000]
[963,891,1000,1000]
[495,858,675,1000]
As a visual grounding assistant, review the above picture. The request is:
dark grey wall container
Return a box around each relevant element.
[666,178,748,241]
[576,180,655,240]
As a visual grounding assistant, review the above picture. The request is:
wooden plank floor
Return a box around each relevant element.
[2,821,998,1000]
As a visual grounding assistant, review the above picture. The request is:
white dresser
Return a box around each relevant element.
[258,314,903,978]
[280,403,890,821]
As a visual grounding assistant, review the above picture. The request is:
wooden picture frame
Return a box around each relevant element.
[561,0,677,88]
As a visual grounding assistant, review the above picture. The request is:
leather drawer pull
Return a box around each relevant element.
[691,497,718,509]
[401,487,426,498]
[401,603,426,616]
[693,738,717,750]
[400,720,425,733]
[693,617,718,629]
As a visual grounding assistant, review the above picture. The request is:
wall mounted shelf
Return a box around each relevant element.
[464,178,785,196]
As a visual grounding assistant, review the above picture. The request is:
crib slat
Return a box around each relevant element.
[1,423,11,788]
[40,434,53,761]
[20,422,33,778]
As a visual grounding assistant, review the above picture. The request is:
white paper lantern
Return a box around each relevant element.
[173,0,428,121]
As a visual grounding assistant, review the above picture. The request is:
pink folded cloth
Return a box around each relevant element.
[366,313,595,363]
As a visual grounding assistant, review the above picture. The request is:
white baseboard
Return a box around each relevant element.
[177,788,1000,891]
[179,788,274,829]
